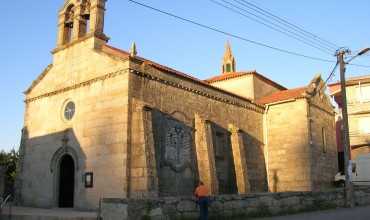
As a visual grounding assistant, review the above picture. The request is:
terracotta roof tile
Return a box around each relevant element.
[205,72,253,83]
[102,44,202,82]
[256,87,307,105]
[101,44,262,105]
[205,71,287,90]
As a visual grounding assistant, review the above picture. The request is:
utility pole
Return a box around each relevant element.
[337,49,354,207]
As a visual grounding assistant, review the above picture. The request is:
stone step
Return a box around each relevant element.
[0,206,98,220]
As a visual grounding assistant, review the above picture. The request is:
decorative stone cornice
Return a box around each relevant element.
[24,64,53,94]
[52,33,109,54]
[129,68,265,114]
[25,65,265,114]
[25,69,128,103]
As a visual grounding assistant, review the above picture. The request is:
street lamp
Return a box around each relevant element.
[346,48,370,63]
[336,47,370,208]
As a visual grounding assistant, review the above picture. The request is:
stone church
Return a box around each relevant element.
[17,0,338,210]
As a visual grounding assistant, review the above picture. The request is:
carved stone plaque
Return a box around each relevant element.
[152,110,197,196]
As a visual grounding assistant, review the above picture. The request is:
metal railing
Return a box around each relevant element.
[0,195,13,220]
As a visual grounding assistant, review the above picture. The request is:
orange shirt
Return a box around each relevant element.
[194,185,209,197]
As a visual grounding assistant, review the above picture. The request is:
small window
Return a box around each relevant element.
[322,127,327,153]
[359,117,370,134]
[226,64,231,72]
[63,101,76,121]
[356,85,370,102]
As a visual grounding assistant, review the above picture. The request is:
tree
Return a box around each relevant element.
[0,149,19,196]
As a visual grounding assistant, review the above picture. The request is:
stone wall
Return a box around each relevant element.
[101,187,370,220]
[127,61,266,197]
[265,99,311,192]
[21,42,131,210]
[309,97,338,191]
[253,75,283,100]
[209,73,282,100]
[209,74,255,100]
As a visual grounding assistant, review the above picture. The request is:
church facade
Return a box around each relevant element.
[17,0,338,210]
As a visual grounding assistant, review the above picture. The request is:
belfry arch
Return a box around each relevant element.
[56,0,109,47]
[63,4,75,44]
[79,0,91,37]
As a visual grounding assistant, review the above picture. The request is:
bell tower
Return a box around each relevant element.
[222,41,236,74]
[55,0,109,49]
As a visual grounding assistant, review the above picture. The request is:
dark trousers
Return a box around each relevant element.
[198,197,209,220]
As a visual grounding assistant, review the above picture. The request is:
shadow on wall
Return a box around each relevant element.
[271,169,279,193]
[19,128,88,209]
[241,132,268,192]
[151,109,199,197]
[211,122,238,195]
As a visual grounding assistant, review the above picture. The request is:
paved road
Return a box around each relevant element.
[254,206,370,220]
[2,206,97,218]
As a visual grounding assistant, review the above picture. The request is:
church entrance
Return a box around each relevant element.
[58,154,75,208]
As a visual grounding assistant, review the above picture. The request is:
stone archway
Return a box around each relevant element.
[58,154,75,207]
[50,146,80,208]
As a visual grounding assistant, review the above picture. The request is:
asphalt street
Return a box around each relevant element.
[254,206,370,220]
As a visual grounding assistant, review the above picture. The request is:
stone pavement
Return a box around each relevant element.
[1,206,97,220]
[253,206,370,220]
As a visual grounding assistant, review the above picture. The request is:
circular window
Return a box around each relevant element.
[63,101,75,121]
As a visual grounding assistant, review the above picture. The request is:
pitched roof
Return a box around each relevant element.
[102,45,202,82]
[205,71,287,90]
[101,45,265,106]
[328,74,370,87]
[24,64,53,94]
[205,72,252,83]
[256,87,307,105]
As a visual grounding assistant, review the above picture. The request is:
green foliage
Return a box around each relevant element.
[0,149,20,196]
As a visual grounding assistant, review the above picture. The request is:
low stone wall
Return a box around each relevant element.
[102,187,370,220]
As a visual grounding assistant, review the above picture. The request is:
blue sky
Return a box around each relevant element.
[1,0,369,151]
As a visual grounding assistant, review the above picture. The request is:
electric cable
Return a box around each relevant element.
[127,1,370,69]
[211,0,335,54]
[127,0,335,63]
[235,0,340,49]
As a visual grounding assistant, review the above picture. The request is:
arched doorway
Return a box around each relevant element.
[58,154,75,208]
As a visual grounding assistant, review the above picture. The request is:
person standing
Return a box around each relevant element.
[194,181,210,220]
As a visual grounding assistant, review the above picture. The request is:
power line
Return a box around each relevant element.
[232,0,338,51]
[348,63,370,68]
[235,0,340,49]
[211,0,335,54]
[324,61,339,84]
[127,0,335,63]
[127,0,370,70]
